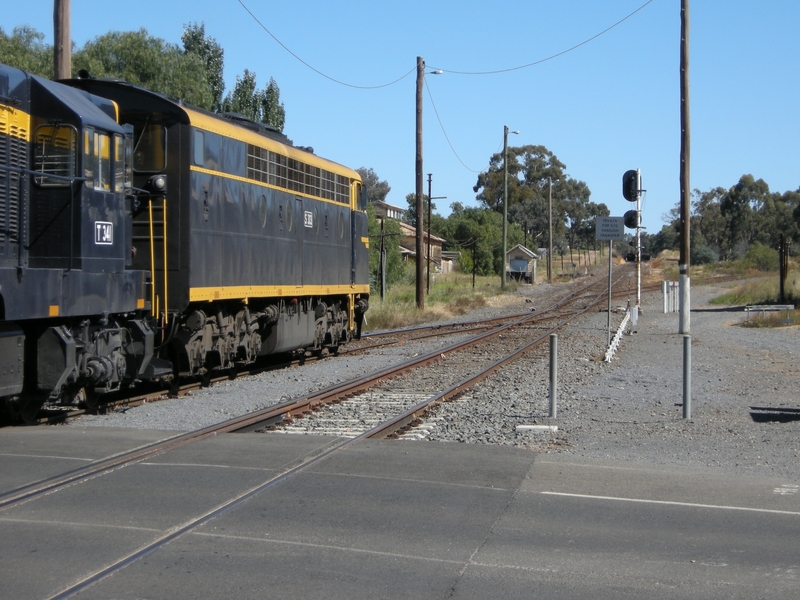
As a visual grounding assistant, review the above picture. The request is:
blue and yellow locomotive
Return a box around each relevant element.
[0,63,369,421]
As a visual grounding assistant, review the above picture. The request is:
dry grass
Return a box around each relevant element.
[364,273,513,331]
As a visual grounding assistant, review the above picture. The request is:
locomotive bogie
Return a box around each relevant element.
[171,294,359,376]
[33,315,166,398]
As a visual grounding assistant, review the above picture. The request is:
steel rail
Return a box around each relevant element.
[365,276,618,439]
[3,267,630,510]
[46,269,630,599]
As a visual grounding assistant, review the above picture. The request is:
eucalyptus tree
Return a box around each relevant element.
[0,26,52,77]
[182,22,225,112]
[441,203,503,276]
[356,167,391,205]
[73,29,213,108]
[221,69,286,131]
[473,144,589,248]
[719,174,771,256]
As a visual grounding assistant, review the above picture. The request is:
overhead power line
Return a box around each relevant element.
[430,0,655,75]
[237,0,655,87]
[236,0,416,89]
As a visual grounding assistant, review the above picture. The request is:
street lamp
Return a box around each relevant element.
[502,125,519,289]
[415,56,442,309]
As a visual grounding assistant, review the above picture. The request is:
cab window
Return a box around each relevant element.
[133,123,166,172]
[113,134,125,193]
[33,124,77,187]
[83,129,111,191]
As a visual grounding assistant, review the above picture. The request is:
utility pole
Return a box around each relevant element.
[501,125,519,289]
[548,177,553,282]
[425,173,446,294]
[379,217,386,302]
[54,0,71,79]
[679,0,691,334]
[415,57,425,309]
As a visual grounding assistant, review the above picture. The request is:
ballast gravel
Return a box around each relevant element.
[73,275,800,481]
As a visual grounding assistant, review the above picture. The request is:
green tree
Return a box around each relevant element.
[0,25,52,77]
[221,69,286,131]
[692,187,728,257]
[182,22,225,112]
[73,29,213,108]
[719,174,770,256]
[356,167,391,204]
[367,203,404,290]
[474,144,566,213]
[262,77,286,131]
[473,144,589,250]
[440,204,503,276]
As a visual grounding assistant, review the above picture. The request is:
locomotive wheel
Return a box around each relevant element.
[5,397,45,425]
[73,387,100,411]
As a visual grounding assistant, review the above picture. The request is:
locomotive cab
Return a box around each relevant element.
[27,76,133,275]
[0,64,166,421]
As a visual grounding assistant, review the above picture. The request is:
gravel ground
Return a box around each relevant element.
[73,275,800,480]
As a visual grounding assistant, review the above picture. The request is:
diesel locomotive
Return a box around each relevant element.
[0,63,369,421]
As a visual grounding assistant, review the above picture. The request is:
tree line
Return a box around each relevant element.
[0,23,285,130]
[358,144,610,289]
[646,174,800,265]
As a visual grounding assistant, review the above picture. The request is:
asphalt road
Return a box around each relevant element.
[0,428,797,599]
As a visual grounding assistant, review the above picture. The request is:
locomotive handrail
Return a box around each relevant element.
[0,163,88,183]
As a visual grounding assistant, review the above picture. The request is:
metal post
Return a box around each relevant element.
[683,335,692,418]
[549,334,558,418]
[607,240,613,347]
[636,169,642,307]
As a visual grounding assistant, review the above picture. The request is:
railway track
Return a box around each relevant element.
[2,268,630,507]
[3,267,638,597]
[10,271,635,428]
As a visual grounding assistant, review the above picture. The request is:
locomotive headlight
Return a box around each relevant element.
[146,174,167,195]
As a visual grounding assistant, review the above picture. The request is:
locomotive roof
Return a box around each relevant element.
[0,63,123,133]
[62,74,360,181]
[35,76,123,132]
[184,106,360,180]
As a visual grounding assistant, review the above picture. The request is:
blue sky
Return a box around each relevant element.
[4,0,798,234]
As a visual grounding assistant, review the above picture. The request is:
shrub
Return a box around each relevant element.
[744,242,778,271]
[691,245,718,265]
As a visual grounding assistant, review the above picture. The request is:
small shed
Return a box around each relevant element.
[505,244,539,283]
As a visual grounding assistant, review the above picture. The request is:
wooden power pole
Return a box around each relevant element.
[54,0,71,79]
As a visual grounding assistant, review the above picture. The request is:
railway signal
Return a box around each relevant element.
[622,168,642,307]
[622,169,639,202]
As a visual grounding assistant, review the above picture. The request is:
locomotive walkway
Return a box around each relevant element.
[1,426,798,599]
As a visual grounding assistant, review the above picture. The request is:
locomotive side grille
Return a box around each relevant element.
[0,112,27,245]
[246,143,350,205]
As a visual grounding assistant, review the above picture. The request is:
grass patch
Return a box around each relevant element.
[365,273,516,331]
[742,311,797,328]
[709,277,800,306]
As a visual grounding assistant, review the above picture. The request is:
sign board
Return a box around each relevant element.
[595,216,625,241]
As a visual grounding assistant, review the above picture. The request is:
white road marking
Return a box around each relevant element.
[540,491,800,516]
